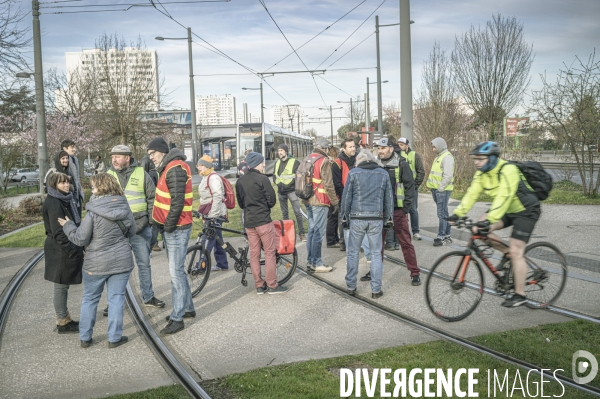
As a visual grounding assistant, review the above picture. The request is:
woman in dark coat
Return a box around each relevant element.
[43,171,84,333]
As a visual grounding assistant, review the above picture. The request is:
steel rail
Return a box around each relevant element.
[296,265,600,397]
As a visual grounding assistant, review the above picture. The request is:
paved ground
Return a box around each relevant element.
[0,194,599,397]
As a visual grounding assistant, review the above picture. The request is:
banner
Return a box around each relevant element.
[504,117,530,137]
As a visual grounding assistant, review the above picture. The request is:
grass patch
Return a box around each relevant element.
[0,184,42,198]
[96,385,190,399]
[0,222,45,247]
[106,320,600,399]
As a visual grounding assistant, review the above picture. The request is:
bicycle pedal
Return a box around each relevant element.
[241,279,248,287]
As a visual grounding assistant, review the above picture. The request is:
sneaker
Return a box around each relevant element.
[327,243,340,248]
[339,243,346,252]
[443,237,453,245]
[267,285,289,294]
[411,275,421,286]
[306,263,315,272]
[152,245,161,252]
[165,311,196,322]
[313,265,333,273]
[160,320,184,335]
[144,297,165,308]
[299,234,307,242]
[360,272,371,282]
[256,283,267,295]
[372,290,384,299]
[103,306,109,317]
[366,260,372,265]
[413,233,422,241]
[433,238,444,247]
[501,294,528,308]
[211,265,229,272]
[347,288,356,296]
[80,339,93,348]
[57,320,79,334]
[108,336,129,349]
[384,243,395,251]
[394,243,400,250]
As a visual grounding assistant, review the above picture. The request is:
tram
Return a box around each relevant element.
[237,122,314,175]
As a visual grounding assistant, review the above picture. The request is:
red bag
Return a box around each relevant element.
[207,173,236,209]
[272,220,296,255]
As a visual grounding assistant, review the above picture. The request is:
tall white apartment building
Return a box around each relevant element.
[267,105,304,132]
[196,94,236,125]
[62,47,160,110]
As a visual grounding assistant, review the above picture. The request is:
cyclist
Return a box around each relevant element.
[447,141,540,308]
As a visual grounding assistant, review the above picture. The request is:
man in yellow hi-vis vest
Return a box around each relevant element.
[272,144,305,241]
[108,145,165,314]
[426,137,455,246]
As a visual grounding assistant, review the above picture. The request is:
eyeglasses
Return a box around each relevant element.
[147,150,156,157]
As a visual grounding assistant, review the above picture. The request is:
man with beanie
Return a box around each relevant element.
[236,152,288,294]
[61,139,84,217]
[397,137,425,240]
[332,137,356,252]
[107,144,165,313]
[147,137,195,335]
[427,137,455,246]
[272,143,305,242]
[140,154,161,251]
[303,137,339,273]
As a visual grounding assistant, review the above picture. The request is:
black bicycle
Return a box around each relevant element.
[425,218,567,322]
[185,213,298,297]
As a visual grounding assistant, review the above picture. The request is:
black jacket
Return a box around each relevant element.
[380,152,415,211]
[406,147,426,188]
[236,169,276,228]
[43,195,84,285]
[155,148,191,232]
[272,157,299,194]
[332,151,356,199]
[140,154,159,185]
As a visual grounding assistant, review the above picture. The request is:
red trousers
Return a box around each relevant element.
[245,222,278,289]
[382,208,420,276]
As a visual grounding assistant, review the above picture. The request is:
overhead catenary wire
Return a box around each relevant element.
[314,0,386,70]
[316,75,354,98]
[326,32,375,70]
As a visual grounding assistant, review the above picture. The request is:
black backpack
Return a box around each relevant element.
[295,154,325,200]
[498,161,553,201]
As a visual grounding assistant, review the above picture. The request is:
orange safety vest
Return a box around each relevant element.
[334,158,351,187]
[152,160,193,226]
[311,155,331,206]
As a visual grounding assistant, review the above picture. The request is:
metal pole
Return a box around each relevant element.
[366,79,370,131]
[330,105,333,145]
[399,0,414,145]
[376,15,383,134]
[187,27,198,164]
[32,0,48,193]
[259,81,264,124]
[350,98,353,131]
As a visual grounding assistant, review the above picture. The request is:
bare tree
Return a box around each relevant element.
[452,14,534,140]
[528,51,600,196]
[0,0,30,86]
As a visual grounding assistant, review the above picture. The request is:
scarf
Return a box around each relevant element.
[200,167,214,177]
[47,186,81,225]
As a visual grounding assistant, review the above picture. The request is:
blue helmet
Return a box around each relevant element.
[469,141,501,157]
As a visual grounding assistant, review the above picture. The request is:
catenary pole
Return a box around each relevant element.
[399,0,414,145]
[32,0,48,193]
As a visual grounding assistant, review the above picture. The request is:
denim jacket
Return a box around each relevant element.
[340,161,393,222]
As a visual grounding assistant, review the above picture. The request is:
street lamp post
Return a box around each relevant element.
[156,28,198,164]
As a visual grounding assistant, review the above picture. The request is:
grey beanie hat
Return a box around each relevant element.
[110,144,132,156]
[246,152,265,168]
[277,143,289,153]
[314,137,330,149]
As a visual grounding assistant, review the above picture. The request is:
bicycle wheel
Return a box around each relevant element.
[425,251,485,322]
[185,244,211,298]
[260,248,298,285]
[516,242,567,308]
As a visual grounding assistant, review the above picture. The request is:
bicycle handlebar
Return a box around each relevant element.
[449,217,489,230]
[192,211,228,223]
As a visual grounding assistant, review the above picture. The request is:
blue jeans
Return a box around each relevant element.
[305,204,328,266]
[164,228,195,322]
[344,229,372,261]
[205,221,228,269]
[130,226,155,303]
[431,189,452,239]
[79,270,131,343]
[345,219,384,293]
[409,189,420,234]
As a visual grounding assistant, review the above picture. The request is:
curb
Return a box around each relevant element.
[0,222,43,241]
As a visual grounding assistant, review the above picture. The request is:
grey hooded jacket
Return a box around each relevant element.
[63,195,136,276]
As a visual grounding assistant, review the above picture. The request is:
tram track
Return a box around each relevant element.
[296,264,600,397]
[0,250,212,399]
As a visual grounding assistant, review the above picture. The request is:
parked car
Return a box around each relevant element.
[10,168,39,183]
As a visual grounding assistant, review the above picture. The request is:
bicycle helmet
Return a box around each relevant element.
[469,141,501,156]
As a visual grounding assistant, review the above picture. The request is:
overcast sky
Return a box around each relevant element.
[28,0,600,137]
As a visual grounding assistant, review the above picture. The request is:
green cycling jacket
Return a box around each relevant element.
[454,159,539,224]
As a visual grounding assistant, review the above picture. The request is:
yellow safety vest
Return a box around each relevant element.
[394,167,405,208]
[400,150,417,180]
[108,167,147,213]
[274,158,295,185]
[427,151,454,191]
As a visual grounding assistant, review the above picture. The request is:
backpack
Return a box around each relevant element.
[295,154,325,200]
[207,173,236,209]
[498,161,553,201]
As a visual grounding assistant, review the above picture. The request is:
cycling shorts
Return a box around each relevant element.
[499,205,541,243]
